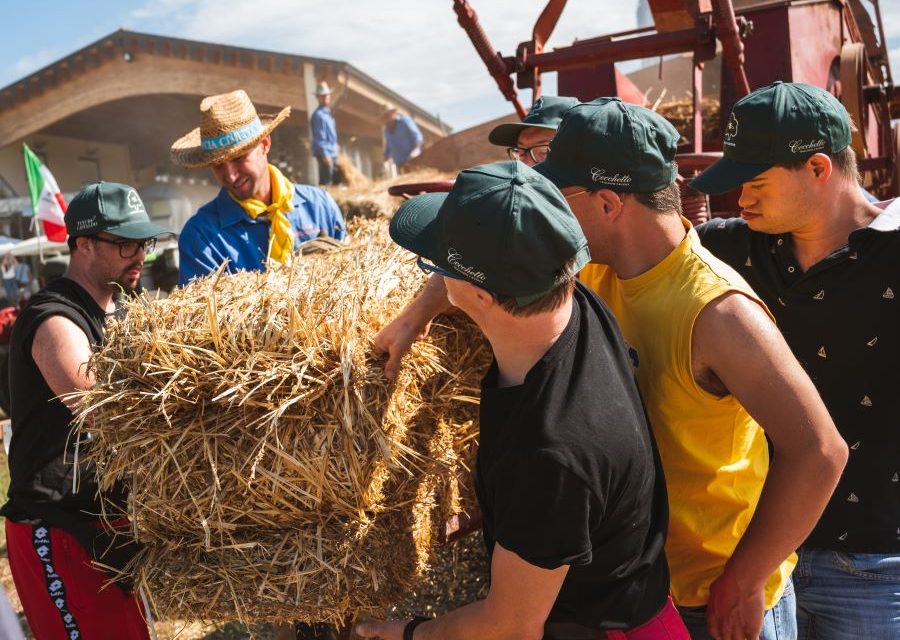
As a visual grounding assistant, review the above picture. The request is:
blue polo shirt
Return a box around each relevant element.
[384,115,424,166]
[310,106,338,160]
[178,184,346,285]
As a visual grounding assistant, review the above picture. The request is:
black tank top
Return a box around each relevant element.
[2,277,126,526]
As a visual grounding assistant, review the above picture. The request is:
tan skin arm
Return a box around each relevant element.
[692,292,848,640]
[31,315,95,411]
[374,273,454,379]
[355,543,568,640]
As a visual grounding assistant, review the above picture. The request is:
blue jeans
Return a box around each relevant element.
[794,546,900,639]
[678,577,797,639]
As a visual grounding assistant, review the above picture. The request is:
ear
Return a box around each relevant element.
[592,189,625,221]
[461,280,496,310]
[259,135,272,155]
[806,153,833,182]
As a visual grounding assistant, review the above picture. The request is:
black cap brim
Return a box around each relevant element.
[389,192,448,261]
[488,123,557,148]
[689,157,774,195]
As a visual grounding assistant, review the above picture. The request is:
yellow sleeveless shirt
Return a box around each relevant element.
[579,220,795,608]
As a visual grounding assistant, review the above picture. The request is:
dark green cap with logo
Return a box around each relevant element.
[690,81,852,194]
[389,160,591,307]
[488,96,580,147]
[533,97,680,193]
[66,181,169,239]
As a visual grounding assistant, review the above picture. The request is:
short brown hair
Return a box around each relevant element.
[630,181,683,214]
[494,259,576,318]
[781,146,860,185]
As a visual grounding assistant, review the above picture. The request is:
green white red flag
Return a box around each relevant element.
[23,143,67,242]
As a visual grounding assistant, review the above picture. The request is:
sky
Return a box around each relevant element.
[0,0,898,131]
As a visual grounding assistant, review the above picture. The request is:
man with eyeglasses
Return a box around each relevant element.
[489,96,578,168]
[2,182,167,639]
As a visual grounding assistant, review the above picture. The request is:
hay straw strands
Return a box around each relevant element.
[72,219,489,626]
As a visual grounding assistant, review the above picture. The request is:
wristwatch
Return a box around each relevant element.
[403,616,429,640]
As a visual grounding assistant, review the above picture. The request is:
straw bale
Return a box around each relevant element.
[654,96,721,147]
[72,219,489,626]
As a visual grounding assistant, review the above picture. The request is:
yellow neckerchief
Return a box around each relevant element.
[230,163,295,264]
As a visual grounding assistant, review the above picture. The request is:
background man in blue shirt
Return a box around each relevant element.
[171,89,346,285]
[383,106,423,174]
[310,82,339,186]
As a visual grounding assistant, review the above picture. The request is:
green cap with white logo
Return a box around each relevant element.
[533,97,680,193]
[66,181,169,239]
[389,160,591,307]
[690,81,852,194]
[488,96,580,147]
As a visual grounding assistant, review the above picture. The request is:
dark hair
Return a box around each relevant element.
[67,235,79,251]
[494,259,577,318]
[781,145,860,185]
[630,181,683,213]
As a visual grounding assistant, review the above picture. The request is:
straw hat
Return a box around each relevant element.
[314,81,332,96]
[170,90,291,168]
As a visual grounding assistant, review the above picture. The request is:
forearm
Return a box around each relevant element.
[417,600,541,640]
[402,274,453,329]
[727,440,845,587]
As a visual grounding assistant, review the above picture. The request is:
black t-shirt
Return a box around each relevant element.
[476,282,669,631]
[2,277,126,526]
[697,205,900,553]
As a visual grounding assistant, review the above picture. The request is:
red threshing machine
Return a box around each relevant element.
[451,0,900,221]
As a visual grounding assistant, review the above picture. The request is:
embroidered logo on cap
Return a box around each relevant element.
[725,113,738,140]
[126,189,145,215]
[447,248,486,283]
[788,139,826,154]
[590,167,632,186]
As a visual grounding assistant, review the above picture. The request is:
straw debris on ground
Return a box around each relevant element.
[72,219,489,627]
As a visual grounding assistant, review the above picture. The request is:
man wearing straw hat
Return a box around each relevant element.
[488,95,578,168]
[3,182,167,639]
[310,81,340,186]
[173,89,347,285]
[357,160,688,640]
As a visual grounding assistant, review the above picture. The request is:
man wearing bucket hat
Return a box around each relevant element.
[357,160,686,640]
[488,95,578,168]
[2,182,168,639]
[691,81,900,638]
[173,89,347,285]
[310,81,340,186]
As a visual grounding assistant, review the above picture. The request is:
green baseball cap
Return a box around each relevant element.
[389,160,591,307]
[66,181,169,239]
[533,97,680,193]
[488,96,580,147]
[690,81,852,194]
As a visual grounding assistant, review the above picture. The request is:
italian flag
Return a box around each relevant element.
[23,143,67,242]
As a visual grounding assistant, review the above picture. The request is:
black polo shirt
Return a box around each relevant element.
[696,199,900,553]
[476,282,670,631]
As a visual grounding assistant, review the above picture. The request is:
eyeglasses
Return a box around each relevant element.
[416,257,498,299]
[416,256,467,281]
[507,144,550,164]
[91,236,157,258]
